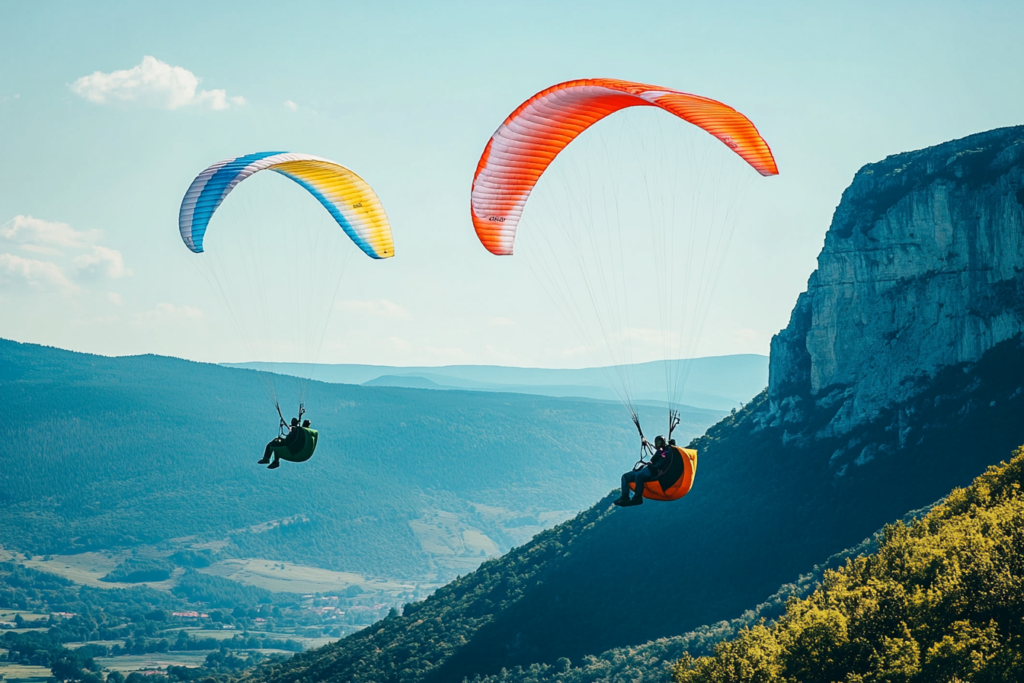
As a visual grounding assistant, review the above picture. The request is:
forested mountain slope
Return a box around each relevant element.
[242,126,1024,683]
[674,445,1024,683]
[0,338,722,584]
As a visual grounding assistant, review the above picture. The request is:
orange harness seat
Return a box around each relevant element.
[629,445,698,501]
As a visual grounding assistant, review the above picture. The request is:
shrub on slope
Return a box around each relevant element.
[101,557,174,583]
[674,445,1024,683]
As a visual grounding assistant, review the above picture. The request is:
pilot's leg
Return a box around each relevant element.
[630,467,651,505]
[615,470,638,506]
[259,438,282,465]
[620,471,635,499]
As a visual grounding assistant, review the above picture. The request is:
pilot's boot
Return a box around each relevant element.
[267,459,281,469]
[613,495,631,507]
[626,495,644,506]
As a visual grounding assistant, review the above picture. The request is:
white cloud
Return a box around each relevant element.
[71,56,245,111]
[283,100,316,114]
[389,336,411,351]
[20,244,62,256]
[135,303,204,323]
[108,292,123,306]
[730,328,769,354]
[1,215,101,248]
[1,216,130,289]
[422,346,472,362]
[616,326,685,352]
[337,299,412,319]
[482,344,520,364]
[74,246,132,279]
[558,345,592,359]
[0,253,77,292]
[487,316,516,327]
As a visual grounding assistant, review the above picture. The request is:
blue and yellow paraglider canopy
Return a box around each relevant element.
[178,151,394,258]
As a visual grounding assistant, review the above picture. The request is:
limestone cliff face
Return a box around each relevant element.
[765,126,1024,438]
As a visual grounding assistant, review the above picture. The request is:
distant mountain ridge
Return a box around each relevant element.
[0,337,725,589]
[225,355,768,412]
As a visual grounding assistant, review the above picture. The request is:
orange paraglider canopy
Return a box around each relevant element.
[629,446,698,501]
[471,78,778,256]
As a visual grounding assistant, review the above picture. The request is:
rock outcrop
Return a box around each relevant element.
[766,126,1024,439]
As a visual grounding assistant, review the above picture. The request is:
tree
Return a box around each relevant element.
[50,654,84,682]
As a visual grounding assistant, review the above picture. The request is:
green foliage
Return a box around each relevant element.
[1,630,101,683]
[0,562,305,683]
[673,446,1024,683]
[455,516,945,683]
[0,561,330,657]
[171,570,279,608]
[102,558,175,583]
[49,648,98,682]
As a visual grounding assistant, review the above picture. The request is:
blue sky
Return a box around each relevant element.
[1,1,1022,367]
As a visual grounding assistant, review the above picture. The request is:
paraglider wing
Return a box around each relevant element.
[179,151,394,258]
[470,78,778,255]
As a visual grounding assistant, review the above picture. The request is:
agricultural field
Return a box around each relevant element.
[0,549,411,683]
[467,503,577,548]
[0,610,49,628]
[19,554,184,592]
[198,559,423,597]
[175,628,336,650]
[0,662,52,682]
[94,653,210,672]
[407,504,577,577]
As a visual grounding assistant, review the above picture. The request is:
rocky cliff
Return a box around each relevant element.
[766,126,1024,444]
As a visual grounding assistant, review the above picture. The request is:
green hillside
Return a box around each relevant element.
[459,502,942,683]
[241,335,1024,683]
[0,338,722,586]
[673,445,1024,683]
